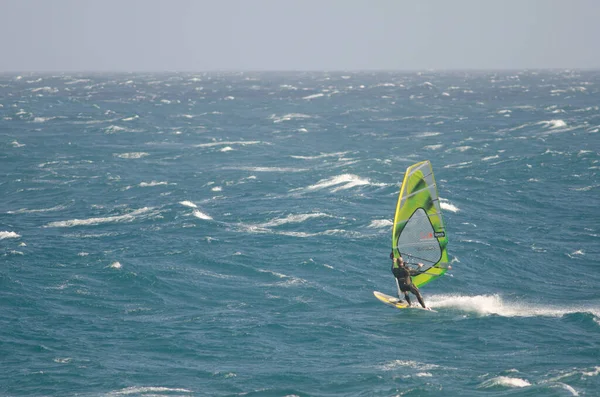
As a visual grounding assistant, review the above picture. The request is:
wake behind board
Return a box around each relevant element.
[373,291,435,312]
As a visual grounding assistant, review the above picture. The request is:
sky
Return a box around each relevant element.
[1,0,600,72]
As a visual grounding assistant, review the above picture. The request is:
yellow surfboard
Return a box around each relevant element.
[373,291,434,311]
[373,291,410,309]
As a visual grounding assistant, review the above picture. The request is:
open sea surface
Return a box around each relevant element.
[1,71,599,396]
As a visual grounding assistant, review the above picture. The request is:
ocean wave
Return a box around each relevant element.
[368,219,393,228]
[139,181,169,187]
[304,174,383,193]
[427,294,600,318]
[7,204,69,214]
[303,93,324,100]
[440,198,459,213]
[379,360,440,371]
[0,231,21,240]
[482,155,500,161]
[269,113,313,123]
[114,152,149,159]
[478,376,531,389]
[179,201,197,208]
[225,166,308,172]
[538,119,567,129]
[192,209,213,220]
[290,151,349,160]
[44,207,158,228]
[194,140,261,148]
[443,161,472,169]
[260,213,331,228]
[108,386,193,395]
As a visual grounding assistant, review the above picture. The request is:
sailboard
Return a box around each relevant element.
[374,160,450,309]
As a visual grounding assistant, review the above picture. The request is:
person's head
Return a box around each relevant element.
[394,256,405,266]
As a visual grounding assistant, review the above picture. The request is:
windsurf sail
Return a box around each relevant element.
[391,160,449,288]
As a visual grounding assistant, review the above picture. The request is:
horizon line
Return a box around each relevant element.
[1,67,600,75]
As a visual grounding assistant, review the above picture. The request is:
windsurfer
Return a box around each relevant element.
[391,254,428,309]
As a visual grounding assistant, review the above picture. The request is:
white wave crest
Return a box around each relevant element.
[269,113,313,123]
[114,152,149,159]
[193,209,213,220]
[427,294,600,318]
[368,219,393,228]
[109,386,193,395]
[11,140,26,147]
[194,140,260,148]
[109,261,122,269]
[44,207,157,228]
[33,116,56,123]
[139,181,169,187]
[306,174,380,192]
[482,155,500,161]
[227,166,308,172]
[179,201,197,208]
[440,199,459,213]
[415,132,441,138]
[7,204,68,214]
[291,151,349,160]
[0,231,21,239]
[379,360,439,371]
[260,213,331,227]
[538,119,567,129]
[303,93,324,100]
[478,376,531,389]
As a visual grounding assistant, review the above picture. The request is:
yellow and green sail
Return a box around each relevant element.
[391,160,449,288]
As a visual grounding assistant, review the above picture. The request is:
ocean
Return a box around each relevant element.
[1,70,599,397]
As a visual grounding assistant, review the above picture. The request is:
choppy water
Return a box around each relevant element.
[1,71,599,396]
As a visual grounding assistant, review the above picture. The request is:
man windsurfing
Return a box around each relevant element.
[391,253,428,309]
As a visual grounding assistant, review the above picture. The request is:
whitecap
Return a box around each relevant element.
[227,166,308,173]
[427,294,600,318]
[440,199,459,213]
[109,261,122,269]
[179,201,197,208]
[194,140,260,148]
[379,360,439,371]
[0,231,21,239]
[139,181,169,187]
[44,207,157,228]
[269,113,313,123]
[260,213,331,228]
[109,386,193,395]
[305,174,381,192]
[368,219,393,228]
[114,152,149,159]
[7,204,69,214]
[478,376,531,388]
[303,93,324,100]
[291,151,349,160]
[538,119,567,129]
[193,209,213,220]
[482,155,499,161]
[11,140,25,147]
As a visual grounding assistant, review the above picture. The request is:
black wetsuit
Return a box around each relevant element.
[391,263,426,308]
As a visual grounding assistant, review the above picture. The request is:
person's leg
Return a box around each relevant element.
[403,292,412,306]
[410,285,426,308]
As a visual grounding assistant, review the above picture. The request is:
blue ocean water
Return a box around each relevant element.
[1,71,599,397]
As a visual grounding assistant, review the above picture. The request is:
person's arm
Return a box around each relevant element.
[409,263,424,276]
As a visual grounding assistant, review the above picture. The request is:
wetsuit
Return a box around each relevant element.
[391,262,426,308]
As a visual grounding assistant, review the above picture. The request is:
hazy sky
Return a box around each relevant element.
[2,0,599,72]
